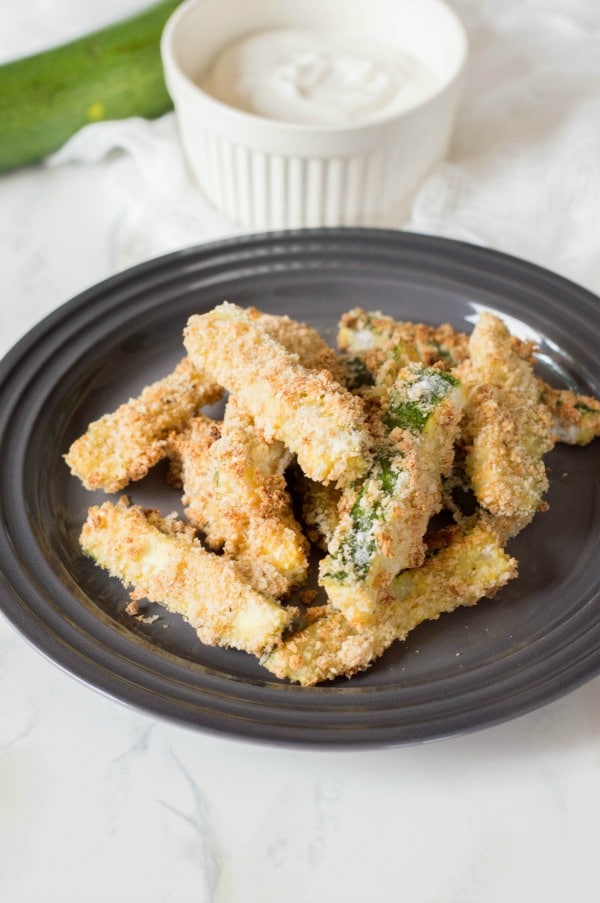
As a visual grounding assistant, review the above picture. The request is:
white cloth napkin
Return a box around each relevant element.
[410,0,600,295]
[49,0,600,294]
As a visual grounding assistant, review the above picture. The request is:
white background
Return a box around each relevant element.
[1,2,599,901]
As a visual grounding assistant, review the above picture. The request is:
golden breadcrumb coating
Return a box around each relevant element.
[166,413,221,489]
[245,306,344,380]
[263,520,517,685]
[337,307,470,372]
[64,357,222,493]
[465,312,543,404]
[184,301,369,486]
[460,312,553,518]
[539,384,600,446]
[80,498,296,655]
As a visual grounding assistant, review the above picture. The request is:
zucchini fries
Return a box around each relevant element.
[66,302,599,684]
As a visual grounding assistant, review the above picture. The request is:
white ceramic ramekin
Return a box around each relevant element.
[161,0,468,230]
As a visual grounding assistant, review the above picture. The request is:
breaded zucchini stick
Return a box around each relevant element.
[320,364,464,629]
[169,397,309,598]
[263,520,517,685]
[65,357,222,493]
[539,384,600,446]
[184,302,369,486]
[80,499,296,655]
[337,307,470,375]
[460,313,553,519]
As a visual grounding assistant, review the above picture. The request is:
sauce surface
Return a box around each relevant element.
[198,28,439,126]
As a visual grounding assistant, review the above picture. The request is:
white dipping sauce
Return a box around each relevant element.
[198,28,439,126]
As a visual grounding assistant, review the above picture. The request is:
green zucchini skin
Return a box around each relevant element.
[0,1,181,172]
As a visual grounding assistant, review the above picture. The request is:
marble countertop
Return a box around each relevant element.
[1,3,599,902]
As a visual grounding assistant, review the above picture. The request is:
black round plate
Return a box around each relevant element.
[0,229,598,747]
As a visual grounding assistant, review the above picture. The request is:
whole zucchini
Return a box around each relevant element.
[0,1,181,172]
